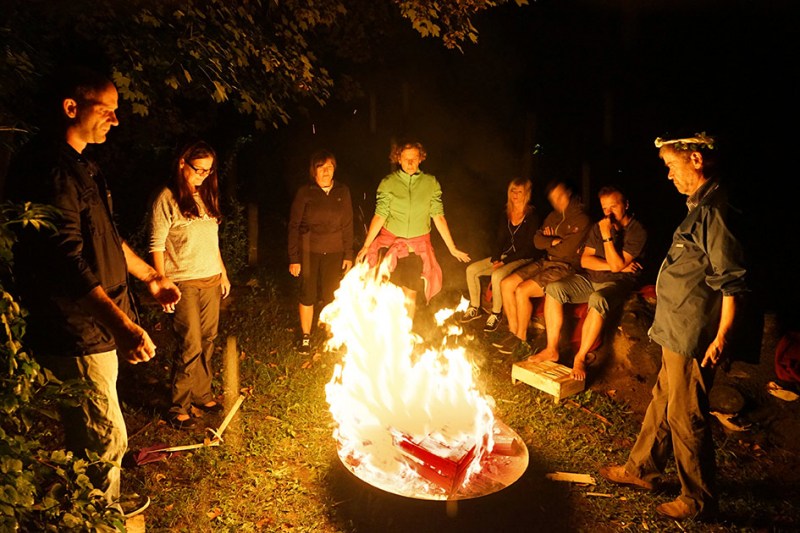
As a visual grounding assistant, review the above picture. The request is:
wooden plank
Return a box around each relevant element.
[511,360,585,402]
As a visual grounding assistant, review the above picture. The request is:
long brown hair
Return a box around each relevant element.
[170,139,222,220]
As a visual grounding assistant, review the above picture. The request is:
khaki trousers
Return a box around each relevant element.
[170,282,221,416]
[625,346,717,513]
[38,350,127,504]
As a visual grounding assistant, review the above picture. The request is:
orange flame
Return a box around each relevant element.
[322,262,496,499]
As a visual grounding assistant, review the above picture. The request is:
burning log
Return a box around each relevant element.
[323,264,528,500]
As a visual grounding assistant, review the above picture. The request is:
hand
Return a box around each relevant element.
[220,272,231,299]
[355,247,369,264]
[701,339,725,369]
[451,248,470,263]
[117,324,156,365]
[342,259,353,274]
[551,237,563,247]
[598,217,613,235]
[621,261,642,273]
[289,263,301,277]
[148,275,181,307]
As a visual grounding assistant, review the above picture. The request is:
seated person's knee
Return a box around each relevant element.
[587,293,610,318]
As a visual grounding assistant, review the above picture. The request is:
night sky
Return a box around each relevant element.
[229,1,796,324]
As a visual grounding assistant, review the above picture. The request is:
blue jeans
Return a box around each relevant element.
[465,256,532,314]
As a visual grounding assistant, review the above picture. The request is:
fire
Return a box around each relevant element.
[321,261,497,499]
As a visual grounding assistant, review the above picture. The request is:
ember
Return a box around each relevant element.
[322,262,528,500]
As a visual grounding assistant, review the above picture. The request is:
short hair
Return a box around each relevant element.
[44,65,114,128]
[309,150,336,180]
[544,179,572,197]
[655,131,719,176]
[389,138,427,165]
[597,185,626,203]
[55,65,113,105]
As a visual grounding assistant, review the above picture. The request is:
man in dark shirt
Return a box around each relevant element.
[599,133,748,521]
[6,66,181,517]
[528,185,647,380]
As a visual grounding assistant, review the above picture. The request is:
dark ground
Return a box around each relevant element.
[116,270,800,532]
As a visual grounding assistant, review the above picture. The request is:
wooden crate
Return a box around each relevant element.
[511,360,585,403]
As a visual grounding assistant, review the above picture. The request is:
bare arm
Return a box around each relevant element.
[218,249,231,299]
[355,213,386,263]
[124,241,181,307]
[432,214,470,262]
[702,294,737,368]
[79,285,155,364]
[580,246,637,273]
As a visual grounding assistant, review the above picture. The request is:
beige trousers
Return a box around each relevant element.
[38,350,127,504]
[625,346,717,514]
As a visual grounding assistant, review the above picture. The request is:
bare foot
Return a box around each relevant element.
[571,354,587,381]
[527,347,558,363]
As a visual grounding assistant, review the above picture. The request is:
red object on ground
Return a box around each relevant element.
[776,331,800,383]
[532,300,602,354]
[394,433,477,494]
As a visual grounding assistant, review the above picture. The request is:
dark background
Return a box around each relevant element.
[223,1,796,325]
[15,0,800,326]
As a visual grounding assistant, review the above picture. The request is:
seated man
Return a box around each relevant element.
[529,185,647,380]
[494,179,590,358]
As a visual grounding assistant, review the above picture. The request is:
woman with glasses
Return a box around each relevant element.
[149,139,231,430]
[288,149,354,355]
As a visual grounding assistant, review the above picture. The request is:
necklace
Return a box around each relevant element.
[505,215,526,255]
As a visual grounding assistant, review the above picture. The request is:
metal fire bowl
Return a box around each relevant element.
[338,419,529,501]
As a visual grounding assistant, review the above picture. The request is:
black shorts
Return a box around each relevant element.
[299,251,344,306]
[389,251,423,294]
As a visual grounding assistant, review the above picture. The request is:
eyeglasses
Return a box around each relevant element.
[187,162,213,177]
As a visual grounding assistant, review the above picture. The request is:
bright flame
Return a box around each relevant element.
[322,262,496,499]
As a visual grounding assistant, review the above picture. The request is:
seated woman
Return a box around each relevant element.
[461,177,540,332]
[493,180,590,358]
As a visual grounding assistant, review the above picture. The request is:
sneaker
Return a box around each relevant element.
[116,492,151,519]
[598,465,655,491]
[492,332,516,349]
[512,340,532,359]
[298,334,311,355]
[460,306,482,323]
[496,335,522,355]
[483,313,501,332]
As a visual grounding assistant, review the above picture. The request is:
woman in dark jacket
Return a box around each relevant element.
[461,177,540,332]
[288,150,354,354]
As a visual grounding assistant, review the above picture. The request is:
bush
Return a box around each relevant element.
[0,202,125,531]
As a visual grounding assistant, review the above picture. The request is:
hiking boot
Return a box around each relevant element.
[599,465,654,491]
[655,498,700,521]
[115,493,151,519]
[483,313,501,332]
[298,334,311,355]
[497,335,522,355]
[460,306,482,323]
[512,340,532,359]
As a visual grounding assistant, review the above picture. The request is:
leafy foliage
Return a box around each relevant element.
[0,202,125,531]
[1,0,525,142]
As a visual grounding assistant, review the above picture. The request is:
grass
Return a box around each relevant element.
[118,265,800,532]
